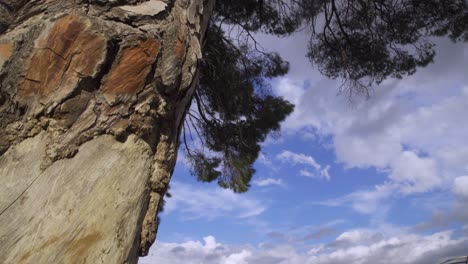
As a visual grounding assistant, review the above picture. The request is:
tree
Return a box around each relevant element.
[183,0,468,194]
[306,0,468,96]
[0,0,466,263]
[183,24,293,193]
[0,0,217,262]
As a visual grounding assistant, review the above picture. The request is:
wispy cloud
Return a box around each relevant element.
[302,227,337,241]
[300,166,331,181]
[164,181,266,220]
[265,220,346,245]
[253,178,284,187]
[257,152,273,166]
[277,150,321,170]
[313,184,394,214]
[277,150,331,180]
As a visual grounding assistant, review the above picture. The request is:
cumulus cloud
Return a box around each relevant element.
[268,38,468,214]
[155,24,468,264]
[163,181,265,220]
[273,78,307,106]
[140,229,468,264]
[221,250,252,264]
[453,176,468,201]
[389,151,441,194]
[139,236,227,264]
[308,230,468,264]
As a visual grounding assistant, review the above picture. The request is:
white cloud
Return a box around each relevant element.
[316,150,443,214]
[299,169,314,177]
[308,230,467,264]
[268,38,468,213]
[320,166,331,181]
[253,178,283,187]
[273,78,307,106]
[202,236,220,250]
[300,167,331,181]
[453,176,468,201]
[348,190,391,215]
[140,236,227,264]
[155,24,468,264]
[389,151,441,194]
[140,229,468,264]
[257,152,272,166]
[221,250,252,264]
[334,132,402,169]
[277,150,331,181]
[277,150,321,170]
[335,229,377,244]
[164,181,265,220]
[176,151,191,168]
[317,184,394,214]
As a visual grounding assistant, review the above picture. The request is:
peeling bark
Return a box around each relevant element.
[0,0,214,263]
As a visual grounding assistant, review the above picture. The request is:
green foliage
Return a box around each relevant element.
[307,0,468,95]
[184,24,293,193]
[214,0,468,94]
[183,0,468,192]
[189,153,222,183]
[214,0,302,35]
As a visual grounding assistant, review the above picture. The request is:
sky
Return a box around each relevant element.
[139,31,468,263]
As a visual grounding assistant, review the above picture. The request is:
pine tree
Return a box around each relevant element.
[0,1,466,262]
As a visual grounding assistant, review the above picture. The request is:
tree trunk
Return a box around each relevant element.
[0,0,214,263]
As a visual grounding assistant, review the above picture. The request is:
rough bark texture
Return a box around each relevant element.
[0,0,214,263]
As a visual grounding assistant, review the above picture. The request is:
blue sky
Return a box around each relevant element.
[140,33,468,263]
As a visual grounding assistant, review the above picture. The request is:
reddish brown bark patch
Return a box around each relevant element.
[174,35,186,60]
[0,41,13,70]
[102,39,159,104]
[18,15,107,109]
[0,42,13,61]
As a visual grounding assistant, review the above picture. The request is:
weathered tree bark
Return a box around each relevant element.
[0,0,214,263]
